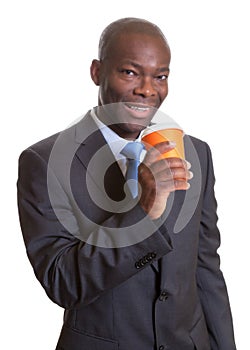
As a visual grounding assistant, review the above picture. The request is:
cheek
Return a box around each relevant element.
[101,78,130,101]
[159,83,169,100]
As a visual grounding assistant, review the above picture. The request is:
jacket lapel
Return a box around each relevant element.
[74,112,127,205]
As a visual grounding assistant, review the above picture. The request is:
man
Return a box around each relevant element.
[17,18,237,349]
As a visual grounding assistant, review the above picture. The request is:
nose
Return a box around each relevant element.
[134,77,157,97]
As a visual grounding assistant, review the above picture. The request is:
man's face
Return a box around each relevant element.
[91,32,171,139]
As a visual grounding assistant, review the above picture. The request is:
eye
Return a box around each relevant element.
[121,69,137,76]
[156,74,168,81]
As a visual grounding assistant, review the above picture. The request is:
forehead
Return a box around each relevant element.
[106,32,170,65]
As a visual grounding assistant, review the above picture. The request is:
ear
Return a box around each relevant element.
[90,59,101,86]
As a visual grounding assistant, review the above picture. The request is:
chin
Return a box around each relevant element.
[116,123,147,140]
[125,123,147,132]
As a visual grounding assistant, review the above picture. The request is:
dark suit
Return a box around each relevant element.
[17,111,236,349]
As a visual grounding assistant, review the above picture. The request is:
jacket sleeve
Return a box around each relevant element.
[17,147,172,310]
[197,142,237,349]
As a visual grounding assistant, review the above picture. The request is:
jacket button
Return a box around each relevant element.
[146,252,153,261]
[159,290,168,301]
[139,258,146,266]
[135,262,141,269]
[151,252,157,259]
[159,346,165,350]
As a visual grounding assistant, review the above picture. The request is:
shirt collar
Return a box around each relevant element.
[90,108,144,154]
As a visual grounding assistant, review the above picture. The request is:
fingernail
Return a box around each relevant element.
[169,141,176,147]
[189,171,194,179]
[186,161,191,169]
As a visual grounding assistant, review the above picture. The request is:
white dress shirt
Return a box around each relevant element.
[90,109,146,176]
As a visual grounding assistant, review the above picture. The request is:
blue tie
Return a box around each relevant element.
[121,142,145,198]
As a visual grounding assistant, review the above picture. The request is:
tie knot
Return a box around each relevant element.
[121,142,144,161]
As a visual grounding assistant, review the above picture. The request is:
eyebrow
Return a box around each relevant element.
[121,60,170,72]
[157,66,170,73]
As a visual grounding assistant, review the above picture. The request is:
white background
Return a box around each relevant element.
[1,0,249,348]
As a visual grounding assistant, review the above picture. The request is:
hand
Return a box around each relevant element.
[138,141,193,220]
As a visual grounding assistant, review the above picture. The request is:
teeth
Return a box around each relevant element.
[127,105,150,112]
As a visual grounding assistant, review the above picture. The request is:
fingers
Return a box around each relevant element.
[141,155,192,181]
[150,157,193,181]
[143,141,176,166]
[139,145,193,195]
[156,177,191,192]
[151,162,192,193]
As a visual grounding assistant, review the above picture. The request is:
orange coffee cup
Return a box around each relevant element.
[142,123,185,160]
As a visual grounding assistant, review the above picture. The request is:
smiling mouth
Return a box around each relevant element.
[124,103,155,113]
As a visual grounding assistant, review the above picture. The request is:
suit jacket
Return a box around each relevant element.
[17,111,236,350]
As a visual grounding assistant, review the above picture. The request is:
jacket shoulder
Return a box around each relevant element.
[19,118,86,162]
[19,132,61,163]
[19,112,92,162]
[184,134,212,159]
